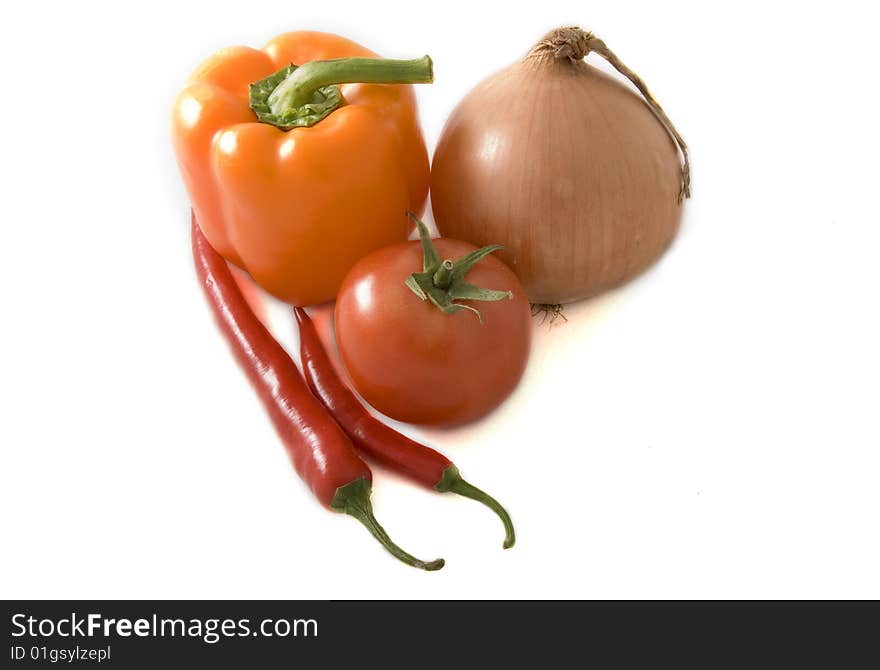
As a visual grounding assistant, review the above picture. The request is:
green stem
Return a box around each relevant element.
[331,478,445,571]
[435,466,516,549]
[404,213,514,320]
[269,56,433,116]
[432,260,455,290]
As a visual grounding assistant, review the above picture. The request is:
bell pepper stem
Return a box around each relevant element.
[436,466,516,549]
[331,478,445,571]
[269,56,433,116]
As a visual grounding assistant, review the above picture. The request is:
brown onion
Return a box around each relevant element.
[431,26,690,304]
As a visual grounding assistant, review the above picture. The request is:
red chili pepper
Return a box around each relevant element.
[192,214,443,571]
[294,307,515,548]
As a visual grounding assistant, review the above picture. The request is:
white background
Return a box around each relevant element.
[1,0,878,599]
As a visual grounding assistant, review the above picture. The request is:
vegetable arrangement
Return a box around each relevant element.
[173,26,689,569]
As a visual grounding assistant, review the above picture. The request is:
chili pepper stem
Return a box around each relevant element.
[269,56,433,116]
[331,478,445,571]
[435,466,516,549]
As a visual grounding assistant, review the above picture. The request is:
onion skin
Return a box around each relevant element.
[431,30,686,304]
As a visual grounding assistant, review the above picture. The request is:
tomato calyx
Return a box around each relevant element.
[404,212,513,322]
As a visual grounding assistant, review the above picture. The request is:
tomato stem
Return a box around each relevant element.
[331,478,445,571]
[404,212,513,321]
[432,260,454,289]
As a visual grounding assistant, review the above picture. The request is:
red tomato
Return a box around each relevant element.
[334,237,532,426]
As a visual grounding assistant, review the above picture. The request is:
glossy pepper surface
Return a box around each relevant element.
[173,31,431,305]
[192,213,443,571]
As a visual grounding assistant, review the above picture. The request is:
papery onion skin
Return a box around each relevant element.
[431,30,686,304]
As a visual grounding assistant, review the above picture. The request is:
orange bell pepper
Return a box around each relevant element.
[171,31,432,304]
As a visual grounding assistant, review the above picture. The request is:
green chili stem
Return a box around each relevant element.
[436,466,516,549]
[331,478,445,571]
[268,56,433,116]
